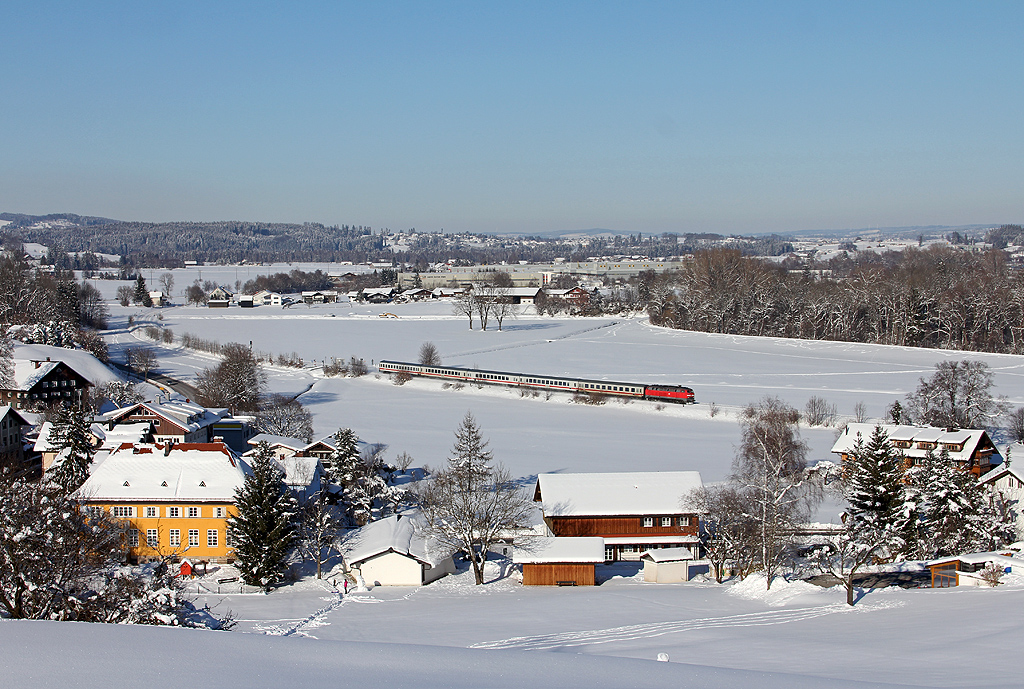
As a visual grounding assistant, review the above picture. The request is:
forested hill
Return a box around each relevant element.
[0,214,383,265]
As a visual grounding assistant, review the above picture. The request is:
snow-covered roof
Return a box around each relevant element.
[12,360,61,390]
[276,456,321,487]
[640,547,695,563]
[11,343,119,388]
[928,551,1023,568]
[247,433,308,452]
[77,442,248,502]
[0,405,28,428]
[831,424,995,464]
[513,537,605,564]
[979,461,1024,486]
[343,513,450,568]
[108,400,228,434]
[536,471,704,517]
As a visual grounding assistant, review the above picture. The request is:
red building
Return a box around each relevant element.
[533,471,704,561]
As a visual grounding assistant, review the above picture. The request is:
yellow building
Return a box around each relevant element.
[78,442,248,564]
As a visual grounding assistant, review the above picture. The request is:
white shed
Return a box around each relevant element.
[640,547,709,583]
[343,513,455,586]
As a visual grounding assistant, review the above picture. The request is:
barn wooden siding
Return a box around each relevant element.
[521,563,596,586]
[547,516,698,538]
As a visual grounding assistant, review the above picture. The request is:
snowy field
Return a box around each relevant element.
[24,280,1022,688]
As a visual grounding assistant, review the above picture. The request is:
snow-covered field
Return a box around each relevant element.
[16,284,1024,688]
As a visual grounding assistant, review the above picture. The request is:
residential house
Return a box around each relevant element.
[360,287,395,303]
[103,400,233,446]
[0,358,93,410]
[979,451,1024,540]
[831,423,1002,476]
[35,420,151,473]
[77,441,248,564]
[245,433,308,459]
[301,290,340,304]
[252,290,283,306]
[533,471,704,561]
[399,287,432,302]
[342,513,455,586]
[0,405,30,463]
[148,291,164,307]
[207,286,233,307]
[514,537,605,586]
[543,286,591,307]
[431,287,465,299]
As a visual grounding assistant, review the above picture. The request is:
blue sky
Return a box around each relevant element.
[2,2,1022,234]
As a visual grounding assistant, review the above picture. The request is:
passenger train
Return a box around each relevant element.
[377,360,696,404]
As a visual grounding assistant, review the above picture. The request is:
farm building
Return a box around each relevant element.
[533,471,703,561]
[343,513,454,587]
[640,547,709,583]
[832,424,1001,477]
[515,537,605,586]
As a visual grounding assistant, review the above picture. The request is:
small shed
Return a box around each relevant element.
[179,559,193,578]
[238,295,255,308]
[640,547,709,583]
[343,513,454,586]
[927,551,1020,587]
[514,537,605,586]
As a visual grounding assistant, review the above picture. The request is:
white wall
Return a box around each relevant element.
[355,551,424,586]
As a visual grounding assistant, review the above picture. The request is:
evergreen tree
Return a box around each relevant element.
[323,427,360,484]
[448,412,493,488]
[913,448,1008,557]
[47,404,95,494]
[133,275,151,306]
[844,425,908,560]
[227,442,296,590]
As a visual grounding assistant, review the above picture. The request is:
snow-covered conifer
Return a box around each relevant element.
[227,442,296,590]
[48,404,96,494]
[844,425,908,557]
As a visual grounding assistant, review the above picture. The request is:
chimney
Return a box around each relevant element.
[164,441,173,456]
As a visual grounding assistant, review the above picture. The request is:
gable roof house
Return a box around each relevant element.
[76,441,249,564]
[533,471,704,561]
[207,286,233,307]
[0,358,94,411]
[104,400,232,446]
[979,454,1024,540]
[252,290,283,306]
[832,423,1001,477]
[35,420,152,473]
[342,513,455,586]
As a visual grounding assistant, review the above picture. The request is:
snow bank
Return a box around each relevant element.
[727,574,836,607]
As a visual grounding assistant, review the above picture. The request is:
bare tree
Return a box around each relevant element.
[195,342,266,413]
[255,394,314,442]
[804,396,837,427]
[93,380,144,410]
[1009,407,1024,443]
[116,285,133,307]
[348,356,367,377]
[0,327,13,388]
[417,413,531,584]
[158,273,174,299]
[125,346,157,381]
[904,360,1009,428]
[686,485,756,582]
[295,488,339,579]
[186,282,206,306]
[452,291,475,330]
[732,397,815,589]
[853,401,868,424]
[418,341,441,366]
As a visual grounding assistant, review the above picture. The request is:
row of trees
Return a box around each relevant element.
[649,246,1024,355]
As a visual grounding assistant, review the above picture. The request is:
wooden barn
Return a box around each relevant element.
[533,472,704,561]
[514,537,605,586]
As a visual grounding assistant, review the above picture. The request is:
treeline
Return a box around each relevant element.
[241,269,333,295]
[648,246,1024,354]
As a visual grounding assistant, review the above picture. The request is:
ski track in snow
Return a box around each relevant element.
[254,590,422,637]
[470,604,858,651]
